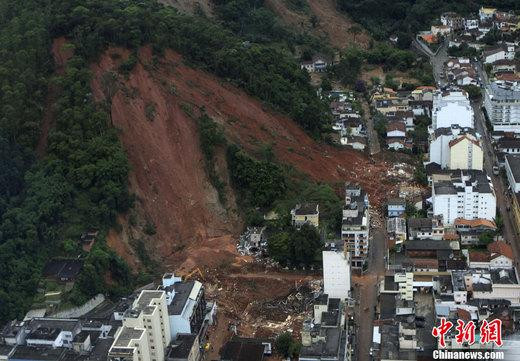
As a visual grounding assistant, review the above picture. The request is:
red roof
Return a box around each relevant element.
[449,135,480,148]
[469,251,490,263]
[387,121,406,133]
[487,241,514,260]
[457,308,471,322]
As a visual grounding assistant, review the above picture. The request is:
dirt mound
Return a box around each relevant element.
[266,0,372,49]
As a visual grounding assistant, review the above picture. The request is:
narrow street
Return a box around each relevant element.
[352,228,387,361]
[362,99,380,155]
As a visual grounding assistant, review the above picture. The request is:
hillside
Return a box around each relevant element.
[265,0,372,49]
[89,45,395,270]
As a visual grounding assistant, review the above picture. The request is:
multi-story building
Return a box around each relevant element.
[109,290,170,361]
[299,294,347,361]
[160,273,208,342]
[429,126,483,170]
[322,251,351,301]
[431,90,474,130]
[342,183,370,270]
[431,170,496,225]
[484,81,520,133]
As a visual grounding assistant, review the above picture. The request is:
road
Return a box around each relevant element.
[431,41,448,87]
[473,93,520,269]
[362,99,380,155]
[352,228,387,361]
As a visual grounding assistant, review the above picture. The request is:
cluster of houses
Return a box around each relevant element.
[0,272,234,361]
[371,86,435,152]
[419,7,520,47]
[329,90,368,150]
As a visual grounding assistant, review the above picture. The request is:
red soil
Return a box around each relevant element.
[90,46,392,269]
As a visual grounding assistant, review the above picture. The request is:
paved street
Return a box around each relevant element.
[352,228,387,361]
[473,99,520,266]
[431,42,448,87]
[362,99,380,155]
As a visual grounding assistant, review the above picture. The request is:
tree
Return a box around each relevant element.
[396,32,412,50]
[462,85,481,100]
[335,47,363,85]
[275,332,301,358]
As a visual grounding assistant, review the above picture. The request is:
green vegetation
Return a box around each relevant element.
[227,144,287,208]
[337,0,477,40]
[268,224,322,268]
[333,44,433,87]
[448,44,478,58]
[275,332,302,358]
[197,114,227,204]
[462,84,482,100]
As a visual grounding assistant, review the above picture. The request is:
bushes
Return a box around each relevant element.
[227,144,287,208]
[268,224,322,268]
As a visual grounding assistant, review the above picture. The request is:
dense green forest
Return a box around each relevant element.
[337,0,520,40]
[0,0,332,323]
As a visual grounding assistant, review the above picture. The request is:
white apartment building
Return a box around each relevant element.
[484,81,520,133]
[431,170,496,225]
[342,183,370,270]
[429,126,483,170]
[109,290,170,361]
[322,251,351,300]
[431,90,474,130]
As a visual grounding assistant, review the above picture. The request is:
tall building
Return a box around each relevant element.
[109,290,170,361]
[159,273,209,341]
[342,183,370,270]
[431,90,474,130]
[484,81,520,133]
[431,170,496,225]
[322,251,351,301]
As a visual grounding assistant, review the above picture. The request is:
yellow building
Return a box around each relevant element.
[512,194,520,235]
[291,203,319,228]
[448,135,483,170]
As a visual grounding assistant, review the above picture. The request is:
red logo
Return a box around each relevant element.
[480,319,503,347]
[432,318,453,348]
[455,320,476,346]
[432,318,503,348]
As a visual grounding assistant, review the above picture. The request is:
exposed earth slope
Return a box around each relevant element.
[90,46,391,269]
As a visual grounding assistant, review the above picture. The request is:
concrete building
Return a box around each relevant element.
[484,81,520,133]
[387,198,406,217]
[505,155,520,193]
[291,203,319,228]
[387,217,407,246]
[109,290,171,361]
[429,126,483,170]
[299,295,347,361]
[322,251,351,301]
[431,90,474,130]
[342,183,370,270]
[408,216,444,240]
[160,274,208,341]
[431,170,496,225]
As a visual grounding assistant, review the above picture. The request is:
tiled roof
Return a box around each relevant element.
[487,241,514,260]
